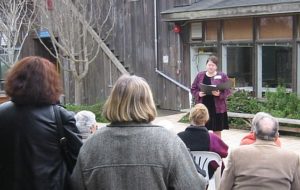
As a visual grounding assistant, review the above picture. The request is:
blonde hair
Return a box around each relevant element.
[189,103,209,126]
[103,75,157,123]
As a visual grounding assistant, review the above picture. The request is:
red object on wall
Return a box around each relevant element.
[47,0,54,11]
[173,24,181,33]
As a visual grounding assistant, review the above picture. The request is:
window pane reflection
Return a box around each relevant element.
[227,47,253,88]
[262,46,292,88]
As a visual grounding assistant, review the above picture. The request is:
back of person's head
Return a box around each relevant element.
[252,112,279,141]
[189,103,209,126]
[75,110,97,139]
[5,56,62,105]
[103,74,157,123]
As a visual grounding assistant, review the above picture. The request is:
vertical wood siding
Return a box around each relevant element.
[75,0,190,110]
[21,0,190,110]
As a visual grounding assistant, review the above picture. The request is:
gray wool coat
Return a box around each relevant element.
[71,122,207,190]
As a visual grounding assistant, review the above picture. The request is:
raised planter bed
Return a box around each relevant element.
[228,112,300,133]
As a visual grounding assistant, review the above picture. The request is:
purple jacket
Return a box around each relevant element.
[209,133,228,158]
[191,71,231,113]
[177,126,228,175]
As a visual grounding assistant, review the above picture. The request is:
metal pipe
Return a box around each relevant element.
[154,0,158,70]
[155,69,190,92]
[154,0,189,93]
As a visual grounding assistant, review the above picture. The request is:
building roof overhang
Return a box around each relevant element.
[161,0,300,22]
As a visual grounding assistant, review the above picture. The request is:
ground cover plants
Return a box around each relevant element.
[65,102,108,123]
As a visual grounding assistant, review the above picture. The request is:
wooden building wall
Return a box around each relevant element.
[156,0,190,110]
[21,34,55,63]
[21,0,191,110]
[80,0,190,110]
[81,0,158,105]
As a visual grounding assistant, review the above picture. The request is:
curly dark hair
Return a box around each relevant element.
[5,56,62,105]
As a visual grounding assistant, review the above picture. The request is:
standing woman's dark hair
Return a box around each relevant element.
[0,56,82,190]
[5,56,62,105]
[206,55,218,65]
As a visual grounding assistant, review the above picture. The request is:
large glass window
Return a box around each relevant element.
[190,46,217,85]
[227,47,253,88]
[205,21,218,41]
[259,16,292,39]
[223,18,253,40]
[262,46,292,88]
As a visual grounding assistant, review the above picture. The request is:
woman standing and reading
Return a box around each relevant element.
[191,55,231,138]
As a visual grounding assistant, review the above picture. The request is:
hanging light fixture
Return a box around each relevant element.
[47,0,54,11]
[173,24,181,33]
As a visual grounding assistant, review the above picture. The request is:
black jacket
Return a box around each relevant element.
[177,126,210,151]
[0,101,82,190]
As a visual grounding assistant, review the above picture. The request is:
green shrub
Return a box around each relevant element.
[227,87,300,128]
[65,102,108,123]
[228,118,251,130]
[227,90,264,114]
[182,87,300,129]
[265,86,300,119]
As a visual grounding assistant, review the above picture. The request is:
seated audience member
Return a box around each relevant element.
[240,112,281,147]
[220,112,300,190]
[71,75,207,190]
[75,110,98,141]
[178,103,228,179]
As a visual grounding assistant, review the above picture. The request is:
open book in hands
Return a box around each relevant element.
[199,80,233,95]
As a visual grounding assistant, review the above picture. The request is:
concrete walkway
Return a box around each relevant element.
[153,112,300,156]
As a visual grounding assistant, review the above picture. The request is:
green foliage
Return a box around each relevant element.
[65,102,108,123]
[182,88,300,129]
[228,118,251,130]
[227,87,300,128]
[264,86,300,119]
[228,90,264,113]
[228,87,300,119]
[179,113,189,123]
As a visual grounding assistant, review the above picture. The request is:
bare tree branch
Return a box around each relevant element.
[0,0,37,67]
[35,0,115,104]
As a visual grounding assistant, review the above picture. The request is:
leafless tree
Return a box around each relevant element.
[0,0,37,67]
[36,0,115,105]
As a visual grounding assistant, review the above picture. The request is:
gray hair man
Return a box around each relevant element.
[220,112,300,190]
[252,112,279,141]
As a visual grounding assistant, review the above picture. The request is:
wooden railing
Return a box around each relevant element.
[228,112,300,133]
